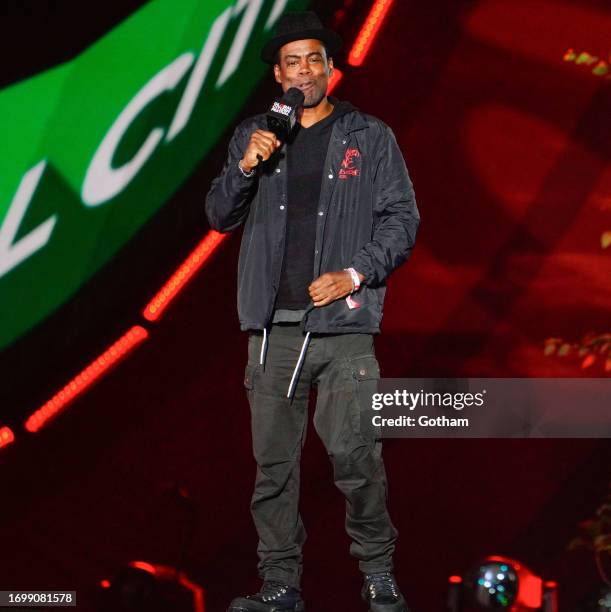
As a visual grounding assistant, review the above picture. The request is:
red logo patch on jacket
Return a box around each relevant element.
[339,148,361,180]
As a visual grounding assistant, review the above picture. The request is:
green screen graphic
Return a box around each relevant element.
[0,0,308,350]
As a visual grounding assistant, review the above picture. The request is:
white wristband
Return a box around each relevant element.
[343,267,361,294]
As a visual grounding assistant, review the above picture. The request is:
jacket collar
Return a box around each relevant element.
[326,95,367,135]
[335,109,368,135]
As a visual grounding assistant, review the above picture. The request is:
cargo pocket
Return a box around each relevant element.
[347,354,382,441]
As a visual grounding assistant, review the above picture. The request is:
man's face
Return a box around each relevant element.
[273,39,333,108]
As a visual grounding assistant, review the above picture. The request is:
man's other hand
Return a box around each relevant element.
[308,270,364,307]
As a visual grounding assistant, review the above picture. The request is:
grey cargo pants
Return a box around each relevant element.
[243,322,398,590]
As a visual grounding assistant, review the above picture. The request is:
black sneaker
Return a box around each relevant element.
[227,580,305,611]
[361,571,410,612]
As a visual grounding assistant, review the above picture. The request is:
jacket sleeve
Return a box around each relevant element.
[349,124,420,286]
[205,121,258,233]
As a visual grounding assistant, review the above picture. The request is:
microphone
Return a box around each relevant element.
[257,87,305,162]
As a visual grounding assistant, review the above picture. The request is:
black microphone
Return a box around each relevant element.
[256,87,305,162]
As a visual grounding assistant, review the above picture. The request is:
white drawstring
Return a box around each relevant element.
[287,331,311,400]
[259,327,268,366]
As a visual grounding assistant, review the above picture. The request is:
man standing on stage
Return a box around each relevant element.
[205,11,419,612]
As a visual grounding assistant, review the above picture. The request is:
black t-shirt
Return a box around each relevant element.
[274,102,345,310]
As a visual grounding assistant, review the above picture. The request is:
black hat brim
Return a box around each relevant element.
[261,28,343,64]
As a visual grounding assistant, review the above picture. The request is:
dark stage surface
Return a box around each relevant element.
[1,1,610,610]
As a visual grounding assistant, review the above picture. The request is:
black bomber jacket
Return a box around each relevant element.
[205,97,420,334]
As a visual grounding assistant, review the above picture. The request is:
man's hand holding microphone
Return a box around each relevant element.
[239,130,282,173]
[239,87,304,173]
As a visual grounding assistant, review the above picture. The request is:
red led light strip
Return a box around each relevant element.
[143,230,227,322]
[0,426,15,448]
[328,68,343,93]
[18,231,228,437]
[24,326,149,433]
[348,0,396,67]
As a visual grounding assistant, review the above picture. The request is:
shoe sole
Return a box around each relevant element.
[364,595,409,612]
[227,602,305,612]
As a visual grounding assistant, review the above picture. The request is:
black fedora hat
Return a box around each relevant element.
[261,11,343,64]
